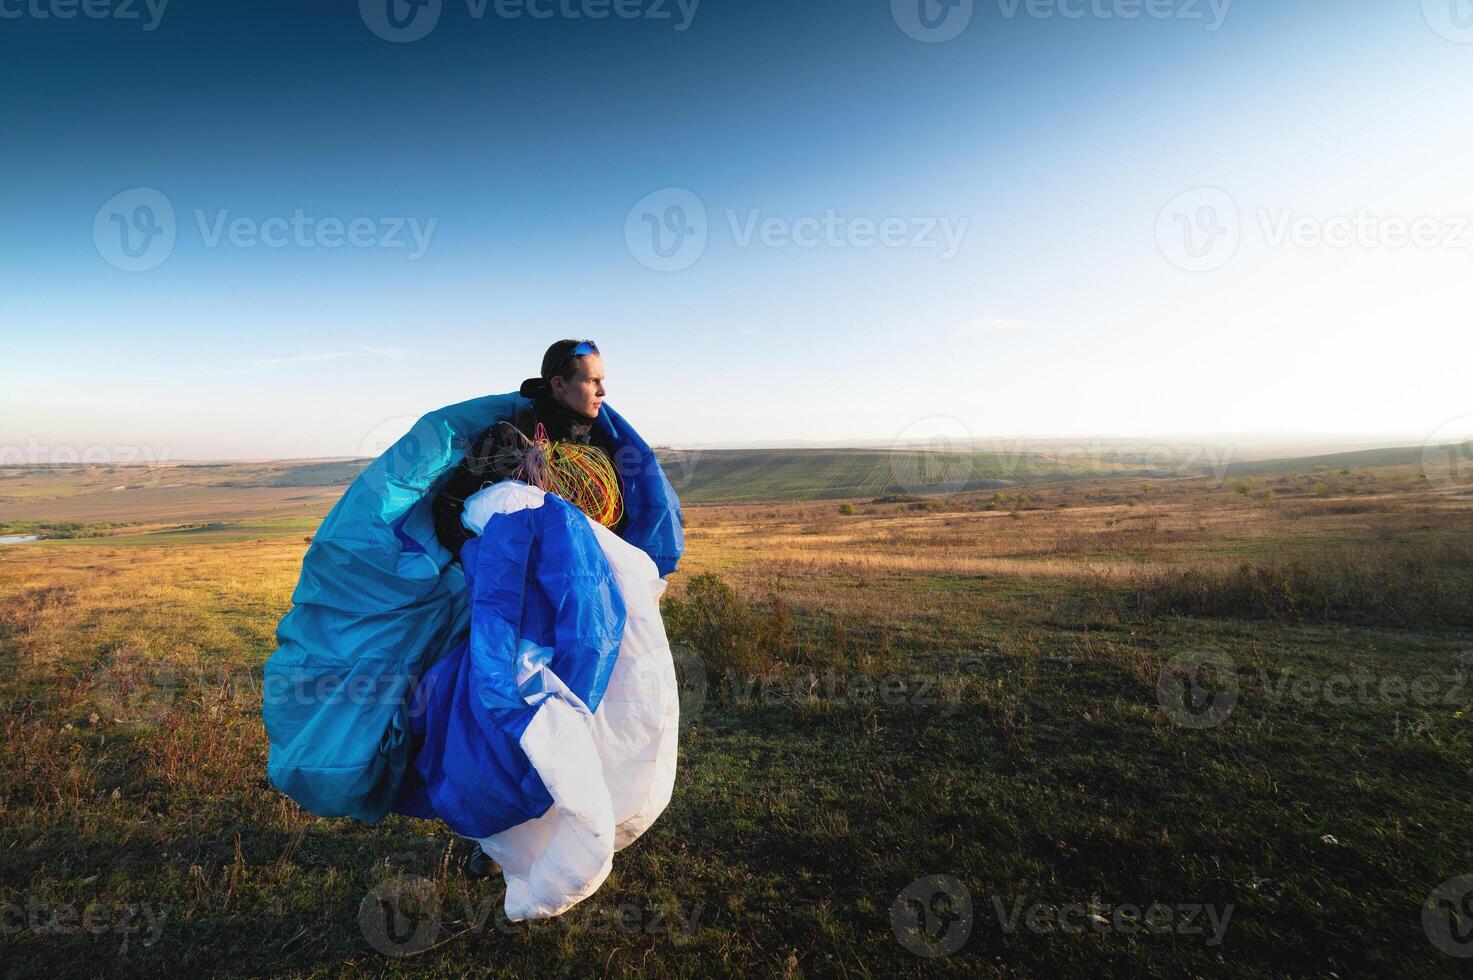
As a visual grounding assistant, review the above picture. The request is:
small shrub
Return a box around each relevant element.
[837,503,856,516]
[662,573,776,679]
[0,520,127,540]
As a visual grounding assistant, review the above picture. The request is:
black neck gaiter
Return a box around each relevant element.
[528,387,598,444]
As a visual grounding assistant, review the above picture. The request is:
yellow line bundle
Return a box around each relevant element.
[512,422,624,529]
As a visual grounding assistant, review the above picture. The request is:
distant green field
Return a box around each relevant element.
[69,518,324,546]
[1223,445,1424,475]
[657,449,1138,503]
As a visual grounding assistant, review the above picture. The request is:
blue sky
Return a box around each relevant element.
[2,0,1471,459]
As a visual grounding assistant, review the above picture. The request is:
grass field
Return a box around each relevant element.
[1,455,1471,977]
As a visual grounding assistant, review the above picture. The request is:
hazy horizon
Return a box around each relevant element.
[0,428,1439,468]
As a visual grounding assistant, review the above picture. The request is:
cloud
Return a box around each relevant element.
[239,352,359,368]
[880,315,1048,346]
[938,315,1043,339]
[197,346,407,374]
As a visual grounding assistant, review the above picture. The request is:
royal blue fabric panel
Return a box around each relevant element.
[596,402,685,577]
[391,495,627,838]
[393,633,549,835]
[529,499,626,715]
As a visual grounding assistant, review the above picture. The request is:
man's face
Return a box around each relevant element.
[550,353,606,418]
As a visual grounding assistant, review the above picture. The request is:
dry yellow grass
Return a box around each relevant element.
[671,467,1472,616]
[0,461,1469,975]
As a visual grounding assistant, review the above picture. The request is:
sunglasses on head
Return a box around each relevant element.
[550,340,599,376]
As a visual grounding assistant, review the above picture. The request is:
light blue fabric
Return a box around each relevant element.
[263,393,683,824]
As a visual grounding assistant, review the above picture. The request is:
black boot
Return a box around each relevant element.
[465,846,495,880]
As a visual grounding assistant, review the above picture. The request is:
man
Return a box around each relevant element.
[267,336,682,858]
[429,338,634,882]
[431,339,628,562]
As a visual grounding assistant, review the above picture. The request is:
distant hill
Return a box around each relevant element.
[655,447,1193,503]
[1222,445,1424,476]
[258,461,370,487]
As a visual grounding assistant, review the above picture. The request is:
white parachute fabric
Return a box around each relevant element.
[460,480,680,921]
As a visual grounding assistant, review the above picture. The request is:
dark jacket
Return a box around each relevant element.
[431,387,627,560]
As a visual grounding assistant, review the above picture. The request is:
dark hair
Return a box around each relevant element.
[540,339,597,383]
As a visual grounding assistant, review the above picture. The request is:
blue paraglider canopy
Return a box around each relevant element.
[262,393,683,824]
